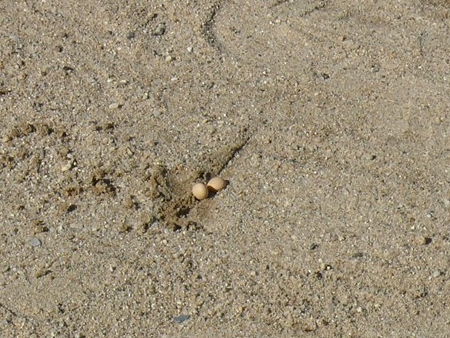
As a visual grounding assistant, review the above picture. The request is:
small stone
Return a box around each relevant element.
[152,23,166,36]
[173,314,190,324]
[1,264,10,273]
[303,317,317,332]
[33,220,49,234]
[61,161,73,172]
[352,252,365,259]
[34,267,50,278]
[2,135,12,143]
[310,243,319,250]
[118,223,133,233]
[30,238,42,247]
[108,102,120,110]
[432,270,442,278]
[413,235,432,246]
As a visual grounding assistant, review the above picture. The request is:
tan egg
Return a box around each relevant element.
[207,176,228,192]
[192,182,209,200]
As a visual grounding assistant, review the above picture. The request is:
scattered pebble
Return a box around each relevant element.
[61,161,73,172]
[310,243,319,250]
[320,263,332,271]
[413,235,432,246]
[2,135,12,143]
[30,238,42,247]
[173,314,190,324]
[152,23,166,36]
[108,102,121,110]
[431,270,442,279]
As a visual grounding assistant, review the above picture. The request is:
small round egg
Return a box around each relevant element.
[207,176,228,192]
[192,182,209,200]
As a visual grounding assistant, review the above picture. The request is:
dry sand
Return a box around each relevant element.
[1,0,450,337]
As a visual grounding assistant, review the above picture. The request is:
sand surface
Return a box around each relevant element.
[1,0,450,337]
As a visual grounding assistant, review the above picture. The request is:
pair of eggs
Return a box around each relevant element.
[192,176,228,200]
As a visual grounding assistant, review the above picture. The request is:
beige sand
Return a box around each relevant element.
[1,0,450,336]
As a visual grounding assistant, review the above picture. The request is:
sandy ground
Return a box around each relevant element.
[1,0,450,337]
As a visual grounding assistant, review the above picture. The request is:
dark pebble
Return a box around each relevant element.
[173,314,190,324]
